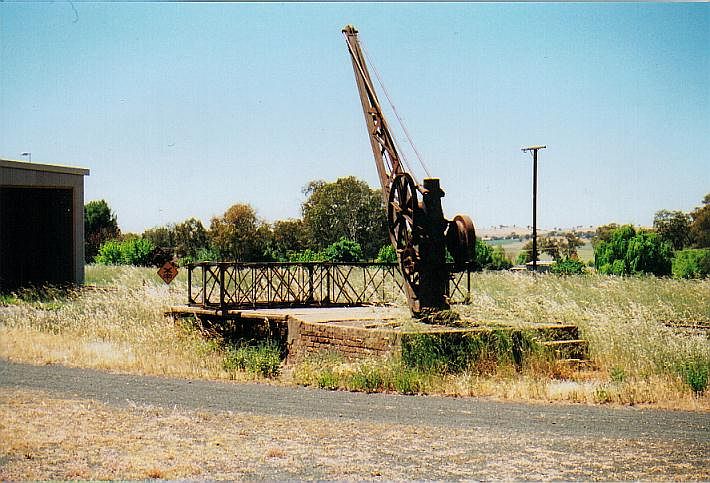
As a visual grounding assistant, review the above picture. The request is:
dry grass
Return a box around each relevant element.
[459,272,709,376]
[1,266,708,409]
[0,266,252,381]
[1,388,707,480]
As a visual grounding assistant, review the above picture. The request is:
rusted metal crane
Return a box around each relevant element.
[342,25,477,316]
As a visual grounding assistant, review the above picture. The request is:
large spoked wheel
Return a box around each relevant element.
[388,173,420,287]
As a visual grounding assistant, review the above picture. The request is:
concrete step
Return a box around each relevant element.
[532,324,580,342]
[553,358,593,370]
[541,339,589,360]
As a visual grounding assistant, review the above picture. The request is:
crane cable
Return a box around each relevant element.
[361,43,433,180]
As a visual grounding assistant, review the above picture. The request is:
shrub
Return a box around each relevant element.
[323,237,363,262]
[488,245,513,270]
[401,330,538,374]
[672,249,710,279]
[222,341,281,378]
[95,240,123,265]
[474,239,493,269]
[375,244,397,263]
[677,359,708,394]
[347,364,385,392]
[120,238,155,266]
[288,248,325,262]
[551,258,586,275]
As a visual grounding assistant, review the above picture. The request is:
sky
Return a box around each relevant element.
[1,2,708,234]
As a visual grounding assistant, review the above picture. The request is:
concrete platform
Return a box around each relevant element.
[167,305,588,363]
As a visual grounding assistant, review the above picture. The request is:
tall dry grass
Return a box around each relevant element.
[0,266,242,379]
[459,272,709,376]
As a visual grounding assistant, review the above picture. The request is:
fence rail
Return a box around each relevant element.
[187,262,474,310]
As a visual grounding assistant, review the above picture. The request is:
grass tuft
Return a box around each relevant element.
[222,341,282,378]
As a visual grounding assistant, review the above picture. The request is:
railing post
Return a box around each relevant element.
[187,263,193,304]
[308,264,314,304]
[325,264,331,305]
[202,263,207,307]
[219,263,225,311]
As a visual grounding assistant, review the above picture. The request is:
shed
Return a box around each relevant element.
[0,159,90,291]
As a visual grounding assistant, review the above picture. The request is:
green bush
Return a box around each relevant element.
[677,359,709,394]
[222,341,281,378]
[323,237,363,262]
[672,249,710,279]
[288,248,325,262]
[551,258,586,275]
[375,244,397,263]
[474,239,493,269]
[347,365,385,392]
[488,245,513,270]
[120,238,155,266]
[95,240,123,265]
[95,238,155,266]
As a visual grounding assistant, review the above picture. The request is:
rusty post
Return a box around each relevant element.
[219,263,225,311]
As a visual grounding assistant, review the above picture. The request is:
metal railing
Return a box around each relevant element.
[187,261,473,310]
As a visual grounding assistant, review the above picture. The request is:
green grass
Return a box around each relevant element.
[222,340,282,378]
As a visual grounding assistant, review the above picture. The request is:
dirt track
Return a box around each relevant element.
[1,359,708,479]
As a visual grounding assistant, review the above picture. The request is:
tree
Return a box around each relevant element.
[271,218,308,261]
[539,236,561,261]
[84,200,120,263]
[516,240,535,264]
[561,232,585,259]
[592,223,619,248]
[653,209,691,250]
[594,224,672,276]
[301,176,387,260]
[689,194,710,248]
[209,203,271,261]
[173,218,209,260]
[142,225,175,249]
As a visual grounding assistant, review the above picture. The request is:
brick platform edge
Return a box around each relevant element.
[286,319,400,361]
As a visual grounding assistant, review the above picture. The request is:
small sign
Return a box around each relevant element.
[157,261,179,284]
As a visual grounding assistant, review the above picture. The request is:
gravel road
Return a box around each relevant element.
[1,359,707,443]
[1,359,708,479]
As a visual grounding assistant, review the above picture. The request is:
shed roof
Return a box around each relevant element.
[0,159,90,176]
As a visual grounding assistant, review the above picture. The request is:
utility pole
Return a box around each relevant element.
[521,145,546,272]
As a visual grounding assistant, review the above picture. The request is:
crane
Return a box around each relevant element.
[342,25,477,316]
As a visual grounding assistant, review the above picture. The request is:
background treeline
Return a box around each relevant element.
[85,179,710,278]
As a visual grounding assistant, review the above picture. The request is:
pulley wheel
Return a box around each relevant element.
[447,213,476,266]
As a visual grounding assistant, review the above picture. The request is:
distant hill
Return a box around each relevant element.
[478,225,598,240]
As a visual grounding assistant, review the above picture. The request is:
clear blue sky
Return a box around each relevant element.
[1,2,708,233]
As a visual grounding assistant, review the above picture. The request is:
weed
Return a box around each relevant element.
[317,369,340,390]
[677,359,709,394]
[347,364,385,393]
[223,341,282,378]
[392,367,425,395]
[610,366,626,383]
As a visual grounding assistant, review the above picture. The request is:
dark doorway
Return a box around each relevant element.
[0,187,74,291]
